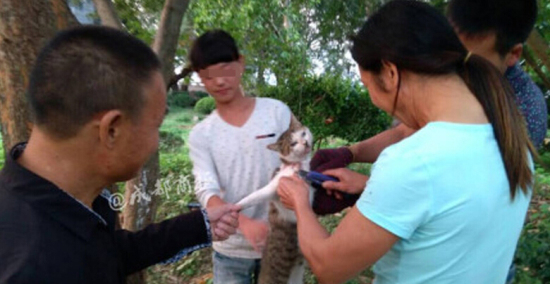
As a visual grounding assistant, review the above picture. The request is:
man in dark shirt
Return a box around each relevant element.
[0,26,239,283]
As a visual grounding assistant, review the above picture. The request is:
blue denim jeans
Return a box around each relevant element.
[213,251,261,284]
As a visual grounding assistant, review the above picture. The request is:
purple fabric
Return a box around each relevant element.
[310,147,360,215]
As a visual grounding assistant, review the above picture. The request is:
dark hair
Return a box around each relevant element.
[189,29,240,71]
[447,0,537,56]
[27,25,161,139]
[351,0,535,199]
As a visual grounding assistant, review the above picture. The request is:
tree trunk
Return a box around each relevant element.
[90,1,191,282]
[257,50,266,87]
[152,0,191,82]
[258,64,266,87]
[92,0,124,30]
[526,30,550,74]
[122,1,190,283]
[0,0,78,154]
[523,48,550,91]
[123,0,190,233]
[282,0,291,30]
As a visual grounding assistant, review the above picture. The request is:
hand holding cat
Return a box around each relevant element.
[277,174,310,211]
[206,204,241,241]
[321,168,369,198]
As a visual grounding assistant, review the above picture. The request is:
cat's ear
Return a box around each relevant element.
[289,114,302,129]
[267,142,280,152]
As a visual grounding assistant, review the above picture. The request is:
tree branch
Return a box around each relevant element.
[526,30,550,74]
[167,66,193,91]
[523,48,550,91]
[92,0,124,30]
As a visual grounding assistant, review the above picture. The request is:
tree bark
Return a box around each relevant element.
[92,0,124,30]
[167,66,193,91]
[257,64,266,87]
[123,0,190,233]
[523,48,550,91]
[89,1,191,281]
[526,30,550,74]
[122,2,190,283]
[152,0,192,82]
[122,153,160,232]
[0,0,78,153]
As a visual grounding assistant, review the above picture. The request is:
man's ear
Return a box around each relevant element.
[98,110,123,149]
[379,60,400,93]
[504,43,523,68]
[267,142,280,152]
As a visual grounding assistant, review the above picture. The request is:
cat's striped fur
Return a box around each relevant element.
[236,116,313,284]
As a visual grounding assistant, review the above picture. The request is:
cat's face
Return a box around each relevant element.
[268,125,313,163]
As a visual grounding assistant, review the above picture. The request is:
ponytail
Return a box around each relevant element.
[458,54,536,199]
[350,0,537,199]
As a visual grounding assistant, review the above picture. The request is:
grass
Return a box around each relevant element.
[0,107,548,283]
[147,108,376,284]
[151,107,550,284]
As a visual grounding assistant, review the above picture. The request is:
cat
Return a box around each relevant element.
[236,116,314,284]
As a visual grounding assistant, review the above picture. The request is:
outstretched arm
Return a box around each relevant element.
[348,123,415,164]
[278,175,398,284]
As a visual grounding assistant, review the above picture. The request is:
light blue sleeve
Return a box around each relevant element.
[357,150,433,239]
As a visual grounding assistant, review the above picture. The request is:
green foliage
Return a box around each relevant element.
[194,91,210,100]
[0,136,4,169]
[112,0,163,44]
[261,75,391,144]
[536,0,550,44]
[189,0,369,90]
[158,107,198,177]
[168,91,197,108]
[194,96,216,115]
[514,166,550,283]
[159,129,185,153]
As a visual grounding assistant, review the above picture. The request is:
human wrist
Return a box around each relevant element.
[295,201,315,221]
[238,214,251,229]
[206,195,225,208]
[353,174,369,193]
[347,145,358,163]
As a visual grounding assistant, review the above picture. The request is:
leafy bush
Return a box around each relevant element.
[193,91,210,100]
[159,129,185,152]
[194,96,216,114]
[260,75,390,145]
[514,167,550,283]
[168,91,197,108]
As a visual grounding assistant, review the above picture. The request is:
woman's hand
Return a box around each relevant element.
[321,168,369,199]
[277,174,311,210]
[239,215,269,253]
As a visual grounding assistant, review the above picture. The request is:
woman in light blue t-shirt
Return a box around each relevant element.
[276,1,536,284]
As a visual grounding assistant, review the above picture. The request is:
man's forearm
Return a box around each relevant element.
[116,210,209,275]
[349,123,414,164]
